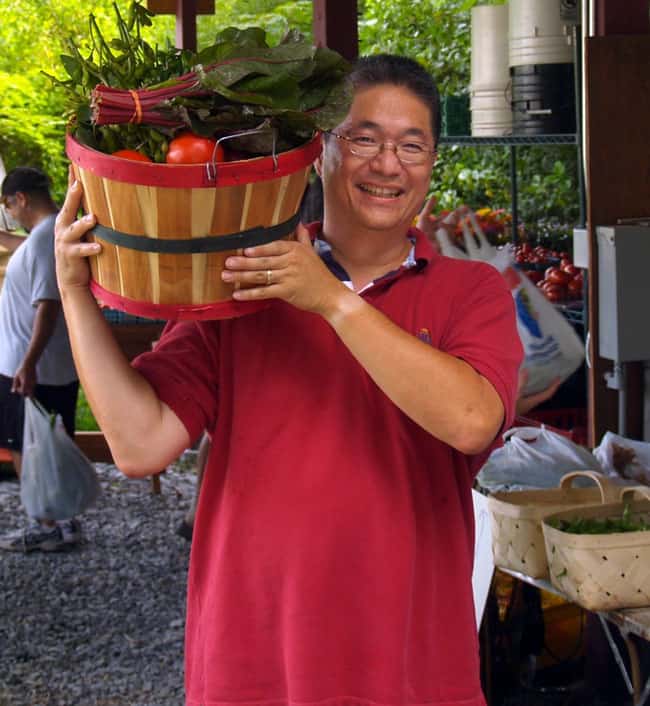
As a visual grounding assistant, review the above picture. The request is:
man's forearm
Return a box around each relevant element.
[23,300,60,368]
[60,286,190,474]
[323,289,504,455]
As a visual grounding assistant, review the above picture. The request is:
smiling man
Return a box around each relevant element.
[55,55,522,706]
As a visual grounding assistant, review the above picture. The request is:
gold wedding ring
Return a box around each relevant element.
[266,269,272,286]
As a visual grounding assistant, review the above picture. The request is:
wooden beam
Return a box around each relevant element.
[595,0,649,36]
[584,34,650,443]
[147,0,214,13]
[312,0,359,62]
[75,431,114,463]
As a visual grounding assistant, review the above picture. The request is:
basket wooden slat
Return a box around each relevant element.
[543,487,650,611]
[488,470,619,578]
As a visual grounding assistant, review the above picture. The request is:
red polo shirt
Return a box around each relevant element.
[133,227,522,706]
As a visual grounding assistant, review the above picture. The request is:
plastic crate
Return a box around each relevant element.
[101,307,165,325]
[513,407,588,447]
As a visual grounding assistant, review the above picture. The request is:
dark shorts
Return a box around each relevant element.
[0,375,79,451]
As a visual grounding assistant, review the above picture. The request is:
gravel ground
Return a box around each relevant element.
[0,451,199,706]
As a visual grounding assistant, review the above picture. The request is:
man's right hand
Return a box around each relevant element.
[416,195,472,251]
[54,179,101,291]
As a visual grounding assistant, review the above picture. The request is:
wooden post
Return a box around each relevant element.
[312,0,359,61]
[584,34,650,443]
[596,0,649,36]
[176,0,197,51]
[147,0,215,50]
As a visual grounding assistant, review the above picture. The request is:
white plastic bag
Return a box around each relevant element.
[20,397,101,520]
[477,425,603,492]
[593,431,650,485]
[437,212,585,396]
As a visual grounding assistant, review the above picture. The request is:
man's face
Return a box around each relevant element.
[1,193,26,230]
[317,83,436,236]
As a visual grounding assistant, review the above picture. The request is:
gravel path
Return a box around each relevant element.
[0,451,199,706]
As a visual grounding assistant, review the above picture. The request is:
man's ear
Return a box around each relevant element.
[14,192,28,209]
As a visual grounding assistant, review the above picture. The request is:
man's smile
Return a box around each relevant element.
[358,183,404,198]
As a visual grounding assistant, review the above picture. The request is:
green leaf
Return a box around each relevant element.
[60,54,82,82]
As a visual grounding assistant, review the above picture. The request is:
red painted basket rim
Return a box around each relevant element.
[66,132,321,189]
[91,280,272,321]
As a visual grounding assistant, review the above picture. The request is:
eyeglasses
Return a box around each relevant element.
[0,195,16,209]
[326,131,436,165]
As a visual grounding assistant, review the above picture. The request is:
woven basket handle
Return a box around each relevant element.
[620,486,650,503]
[559,470,619,503]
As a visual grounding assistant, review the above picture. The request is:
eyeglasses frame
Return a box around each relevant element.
[324,130,437,166]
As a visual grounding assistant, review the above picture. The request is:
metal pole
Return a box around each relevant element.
[618,361,627,437]
[510,145,518,243]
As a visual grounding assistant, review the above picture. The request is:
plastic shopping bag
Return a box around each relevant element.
[477,425,603,492]
[593,431,650,485]
[20,397,101,520]
[437,212,585,396]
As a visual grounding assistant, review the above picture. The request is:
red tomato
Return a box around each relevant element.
[165,133,224,164]
[545,266,571,285]
[567,279,583,298]
[112,149,152,162]
[562,263,580,277]
[521,243,532,254]
[542,283,567,302]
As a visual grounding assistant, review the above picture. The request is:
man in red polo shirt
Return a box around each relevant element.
[55,55,522,706]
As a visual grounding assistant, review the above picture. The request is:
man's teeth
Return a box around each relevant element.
[359,184,401,197]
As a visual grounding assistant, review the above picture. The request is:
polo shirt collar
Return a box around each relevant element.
[305,222,435,291]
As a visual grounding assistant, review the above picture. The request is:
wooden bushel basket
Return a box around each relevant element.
[488,470,619,578]
[543,486,650,611]
[66,132,321,320]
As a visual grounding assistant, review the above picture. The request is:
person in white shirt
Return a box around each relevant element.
[0,167,81,552]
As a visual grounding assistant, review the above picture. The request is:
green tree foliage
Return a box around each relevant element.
[0,0,579,225]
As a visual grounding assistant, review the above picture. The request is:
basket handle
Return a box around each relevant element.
[206,123,279,181]
[620,486,650,503]
[559,470,620,503]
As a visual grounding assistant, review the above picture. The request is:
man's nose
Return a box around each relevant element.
[369,142,402,171]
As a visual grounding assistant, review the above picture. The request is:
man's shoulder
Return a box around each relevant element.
[30,213,57,239]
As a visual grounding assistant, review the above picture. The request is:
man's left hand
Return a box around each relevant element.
[12,361,36,397]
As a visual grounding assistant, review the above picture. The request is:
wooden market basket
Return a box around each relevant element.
[488,470,619,578]
[66,132,321,320]
[542,486,650,611]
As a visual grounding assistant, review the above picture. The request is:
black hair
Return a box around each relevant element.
[348,54,441,146]
[299,175,324,223]
[1,167,52,201]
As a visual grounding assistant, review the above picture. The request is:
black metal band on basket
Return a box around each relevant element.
[89,213,301,254]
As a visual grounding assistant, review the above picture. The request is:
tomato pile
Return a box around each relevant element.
[514,243,584,303]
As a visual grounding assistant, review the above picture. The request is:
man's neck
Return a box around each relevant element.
[24,205,57,232]
[320,219,412,292]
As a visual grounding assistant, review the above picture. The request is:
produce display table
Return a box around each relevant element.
[500,566,650,706]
